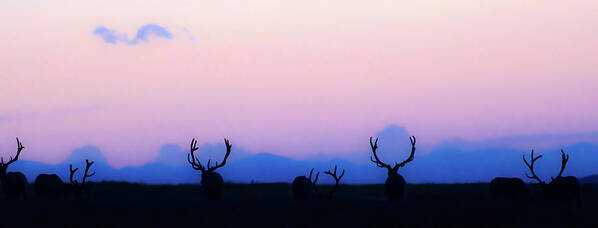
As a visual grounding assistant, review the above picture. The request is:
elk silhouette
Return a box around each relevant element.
[34,174,64,198]
[523,149,581,206]
[369,136,416,201]
[65,159,96,196]
[292,168,319,200]
[0,138,27,199]
[187,138,232,200]
[35,159,96,198]
[489,177,528,200]
[323,165,345,199]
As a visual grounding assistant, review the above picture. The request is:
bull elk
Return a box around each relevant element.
[188,138,232,200]
[66,159,96,196]
[292,168,319,200]
[0,138,27,199]
[369,136,416,201]
[523,149,581,206]
[323,165,345,199]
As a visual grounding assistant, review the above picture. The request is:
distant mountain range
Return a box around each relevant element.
[580,175,598,184]
[6,125,598,184]
[7,141,598,185]
[9,148,386,185]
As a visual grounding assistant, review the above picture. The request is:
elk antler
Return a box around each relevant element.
[70,159,96,185]
[309,168,320,185]
[82,159,96,185]
[523,149,545,184]
[187,138,205,172]
[370,136,417,173]
[395,136,416,169]
[187,138,232,173]
[69,164,79,184]
[324,165,345,199]
[1,138,24,167]
[552,149,569,181]
[369,137,391,171]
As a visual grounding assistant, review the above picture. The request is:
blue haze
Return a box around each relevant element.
[7,125,598,184]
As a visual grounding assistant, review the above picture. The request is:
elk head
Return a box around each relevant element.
[291,168,320,200]
[187,138,232,176]
[69,159,96,194]
[523,148,580,204]
[523,149,579,198]
[523,149,573,185]
[324,165,345,199]
[369,136,416,176]
[0,138,24,178]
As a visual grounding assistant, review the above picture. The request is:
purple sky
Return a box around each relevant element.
[1,0,597,168]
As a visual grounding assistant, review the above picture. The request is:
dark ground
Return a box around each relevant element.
[0,182,596,227]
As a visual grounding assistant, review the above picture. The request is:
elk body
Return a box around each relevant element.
[544,176,580,205]
[188,138,232,200]
[292,168,319,200]
[489,177,528,200]
[35,174,64,198]
[369,136,416,201]
[0,138,27,199]
[523,149,581,206]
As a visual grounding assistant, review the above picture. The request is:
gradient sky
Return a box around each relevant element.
[1,0,597,168]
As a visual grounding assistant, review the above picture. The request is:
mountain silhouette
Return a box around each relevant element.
[154,141,253,167]
[6,125,598,184]
[64,145,108,164]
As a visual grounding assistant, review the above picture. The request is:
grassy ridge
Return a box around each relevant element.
[0,182,596,227]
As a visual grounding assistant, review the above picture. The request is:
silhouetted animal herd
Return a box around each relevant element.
[491,149,581,206]
[0,136,582,207]
[0,138,97,199]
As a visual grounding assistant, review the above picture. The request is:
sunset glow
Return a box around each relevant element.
[1,0,597,168]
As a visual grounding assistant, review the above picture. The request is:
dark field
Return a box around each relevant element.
[1,182,597,227]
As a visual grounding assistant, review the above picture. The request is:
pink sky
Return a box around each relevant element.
[1,0,597,167]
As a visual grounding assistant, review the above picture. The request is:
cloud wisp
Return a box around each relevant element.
[93,24,173,46]
[92,26,121,44]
